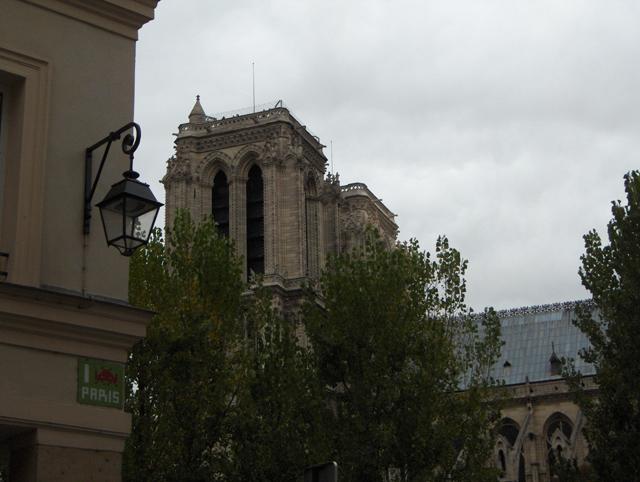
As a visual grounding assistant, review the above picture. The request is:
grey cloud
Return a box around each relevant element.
[134,0,640,310]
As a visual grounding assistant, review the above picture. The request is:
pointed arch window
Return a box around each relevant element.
[498,450,506,474]
[499,420,520,447]
[518,451,526,482]
[497,419,525,481]
[212,170,229,238]
[546,414,572,462]
[246,164,264,276]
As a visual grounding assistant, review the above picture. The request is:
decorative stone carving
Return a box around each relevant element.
[263,133,279,163]
[162,155,192,183]
[288,133,304,161]
[164,98,397,296]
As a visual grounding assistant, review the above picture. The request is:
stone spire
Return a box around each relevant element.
[189,95,206,124]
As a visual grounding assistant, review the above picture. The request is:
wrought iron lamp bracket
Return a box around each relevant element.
[84,122,141,235]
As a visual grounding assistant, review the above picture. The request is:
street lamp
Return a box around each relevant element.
[84,122,162,256]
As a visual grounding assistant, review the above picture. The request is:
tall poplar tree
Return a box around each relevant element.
[227,285,332,482]
[124,210,330,482]
[567,171,640,480]
[124,211,246,481]
[303,232,503,482]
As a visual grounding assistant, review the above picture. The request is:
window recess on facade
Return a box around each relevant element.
[246,165,264,275]
[211,170,229,238]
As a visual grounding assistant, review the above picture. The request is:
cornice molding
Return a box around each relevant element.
[0,396,131,451]
[0,282,154,362]
[23,0,159,40]
[499,376,598,408]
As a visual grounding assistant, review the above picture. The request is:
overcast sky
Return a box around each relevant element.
[133,1,640,311]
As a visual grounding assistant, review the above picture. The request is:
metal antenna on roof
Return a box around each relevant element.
[252,63,256,113]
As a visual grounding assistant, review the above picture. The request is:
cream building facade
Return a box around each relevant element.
[0,1,159,480]
[163,99,398,340]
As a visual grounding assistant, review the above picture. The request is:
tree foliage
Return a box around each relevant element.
[303,232,503,482]
[124,210,329,482]
[0,460,7,481]
[125,211,501,482]
[549,449,585,482]
[227,285,332,482]
[124,211,246,481]
[567,171,640,480]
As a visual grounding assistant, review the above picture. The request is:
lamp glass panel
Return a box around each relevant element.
[95,176,162,255]
[100,205,125,244]
[132,209,158,242]
[99,195,159,247]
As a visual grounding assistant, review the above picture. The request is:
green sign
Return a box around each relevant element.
[77,358,124,408]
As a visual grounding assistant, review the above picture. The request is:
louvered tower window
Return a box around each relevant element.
[212,171,229,238]
[246,165,264,275]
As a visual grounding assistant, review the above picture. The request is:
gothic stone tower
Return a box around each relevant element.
[163,98,397,336]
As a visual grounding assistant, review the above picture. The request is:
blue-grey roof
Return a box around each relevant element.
[491,301,596,385]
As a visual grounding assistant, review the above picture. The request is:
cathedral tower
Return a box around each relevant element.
[163,99,397,332]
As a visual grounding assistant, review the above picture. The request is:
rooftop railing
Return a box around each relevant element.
[341,183,396,219]
[178,100,323,149]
